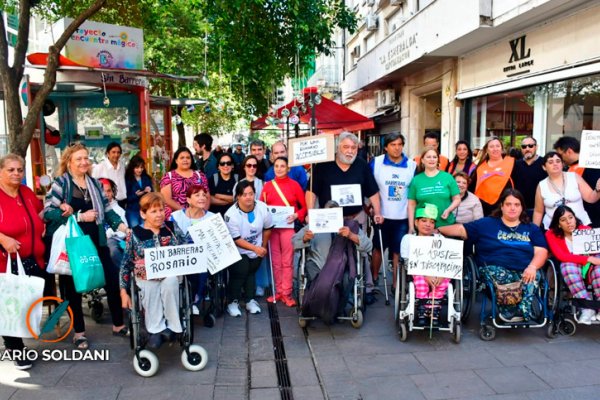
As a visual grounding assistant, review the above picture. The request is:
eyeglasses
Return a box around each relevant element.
[219,161,233,166]
[245,164,257,169]
[521,144,536,149]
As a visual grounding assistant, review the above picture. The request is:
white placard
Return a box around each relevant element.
[187,213,242,274]
[144,243,208,280]
[330,184,362,207]
[579,130,600,169]
[406,236,463,280]
[288,135,335,166]
[267,206,294,228]
[572,228,600,255]
[308,208,343,234]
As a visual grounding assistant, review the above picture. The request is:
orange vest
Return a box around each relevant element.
[568,163,584,176]
[474,156,515,205]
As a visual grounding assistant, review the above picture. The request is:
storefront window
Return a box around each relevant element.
[466,72,600,154]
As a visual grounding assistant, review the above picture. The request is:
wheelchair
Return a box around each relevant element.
[83,288,105,323]
[196,270,228,326]
[462,256,559,341]
[128,274,209,377]
[394,258,462,343]
[549,258,600,336]
[297,246,366,329]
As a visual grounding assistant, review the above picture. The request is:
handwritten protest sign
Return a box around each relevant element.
[406,236,463,279]
[572,228,600,254]
[187,213,241,274]
[579,130,600,169]
[145,243,208,280]
[288,135,335,166]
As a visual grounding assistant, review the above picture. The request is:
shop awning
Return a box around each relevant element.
[251,87,374,134]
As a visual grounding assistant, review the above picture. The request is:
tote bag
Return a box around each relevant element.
[47,218,74,275]
[0,253,45,337]
[65,217,106,293]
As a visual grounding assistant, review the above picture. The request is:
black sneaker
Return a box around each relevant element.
[160,328,176,342]
[147,333,163,349]
[364,293,378,305]
[498,310,524,323]
[14,359,33,370]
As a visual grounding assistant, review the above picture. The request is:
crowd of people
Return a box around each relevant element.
[2,129,600,371]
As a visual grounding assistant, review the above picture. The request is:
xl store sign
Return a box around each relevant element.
[503,35,534,78]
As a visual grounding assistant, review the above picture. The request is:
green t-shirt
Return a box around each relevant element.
[408,171,460,227]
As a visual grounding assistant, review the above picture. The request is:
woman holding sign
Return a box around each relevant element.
[438,189,548,323]
[224,181,274,317]
[120,193,188,349]
[260,157,307,307]
[401,204,450,325]
[546,205,600,325]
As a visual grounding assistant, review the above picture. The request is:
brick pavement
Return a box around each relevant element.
[2,289,600,400]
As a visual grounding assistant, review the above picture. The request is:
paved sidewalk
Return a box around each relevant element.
[2,291,600,400]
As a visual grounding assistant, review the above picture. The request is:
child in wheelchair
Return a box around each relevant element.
[119,192,188,349]
[400,204,452,327]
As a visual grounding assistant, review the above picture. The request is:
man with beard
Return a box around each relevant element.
[306,132,382,304]
[511,136,547,217]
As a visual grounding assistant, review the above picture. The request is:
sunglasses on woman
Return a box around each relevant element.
[219,161,233,166]
[245,164,257,169]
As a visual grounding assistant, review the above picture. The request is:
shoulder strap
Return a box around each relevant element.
[271,180,291,207]
[213,173,219,186]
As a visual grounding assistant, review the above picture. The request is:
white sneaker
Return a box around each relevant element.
[595,311,600,322]
[255,286,265,297]
[192,304,200,316]
[227,300,242,317]
[246,299,261,314]
[579,309,595,325]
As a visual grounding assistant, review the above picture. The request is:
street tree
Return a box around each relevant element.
[0,0,107,157]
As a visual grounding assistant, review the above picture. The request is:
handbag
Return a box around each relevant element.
[494,280,523,306]
[65,216,106,293]
[0,253,45,338]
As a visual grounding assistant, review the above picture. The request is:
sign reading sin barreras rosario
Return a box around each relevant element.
[56,18,144,69]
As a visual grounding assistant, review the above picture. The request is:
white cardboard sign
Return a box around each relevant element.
[308,208,344,234]
[406,236,463,279]
[579,130,600,169]
[144,243,208,280]
[572,228,600,255]
[187,213,242,274]
[288,135,335,166]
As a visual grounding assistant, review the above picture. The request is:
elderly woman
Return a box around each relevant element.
[44,144,128,350]
[0,154,48,370]
[160,147,209,220]
[408,148,461,233]
[545,205,600,325]
[469,137,515,216]
[533,151,600,229]
[439,189,548,323]
[224,181,274,317]
[453,172,484,224]
[120,193,188,349]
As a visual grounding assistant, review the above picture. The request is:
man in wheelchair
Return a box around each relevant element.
[439,189,549,323]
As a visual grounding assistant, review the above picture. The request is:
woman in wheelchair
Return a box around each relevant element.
[401,203,450,325]
[119,193,188,349]
[438,189,548,323]
[546,205,600,325]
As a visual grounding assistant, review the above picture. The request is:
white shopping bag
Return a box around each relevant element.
[0,253,45,338]
[47,217,75,275]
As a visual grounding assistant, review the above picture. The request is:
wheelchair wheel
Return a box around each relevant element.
[298,317,309,328]
[479,325,496,341]
[452,320,461,344]
[462,257,477,323]
[350,309,363,329]
[394,265,401,324]
[90,302,104,323]
[398,321,408,342]
[181,344,208,371]
[133,350,159,377]
[558,317,577,336]
[545,259,559,314]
